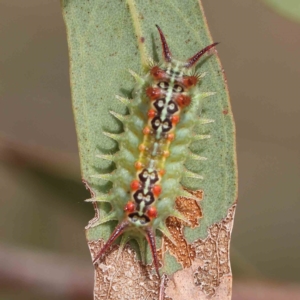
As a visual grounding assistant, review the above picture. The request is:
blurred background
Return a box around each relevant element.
[0,0,299,299]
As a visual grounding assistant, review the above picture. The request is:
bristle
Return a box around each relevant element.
[189,153,207,161]
[192,134,211,141]
[146,57,155,68]
[145,227,160,277]
[109,110,127,122]
[129,69,145,85]
[96,154,114,161]
[184,42,219,68]
[103,131,122,142]
[155,25,172,63]
[198,72,207,79]
[90,173,113,181]
[186,70,203,79]
[183,170,204,180]
[135,236,147,264]
[85,194,110,203]
[157,223,177,246]
[90,211,118,228]
[170,210,191,226]
[194,92,216,102]
[177,189,200,201]
[116,95,131,105]
[115,234,131,261]
[92,220,129,263]
[199,118,215,125]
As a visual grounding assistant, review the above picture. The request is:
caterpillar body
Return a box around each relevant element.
[89,25,218,276]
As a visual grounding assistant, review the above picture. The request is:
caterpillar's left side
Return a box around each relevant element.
[87,25,218,277]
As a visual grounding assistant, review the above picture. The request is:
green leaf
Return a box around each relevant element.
[61,0,237,298]
[263,0,300,23]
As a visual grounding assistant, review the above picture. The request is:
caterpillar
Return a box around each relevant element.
[89,25,218,277]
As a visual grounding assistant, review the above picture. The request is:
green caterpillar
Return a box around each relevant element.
[88,25,218,277]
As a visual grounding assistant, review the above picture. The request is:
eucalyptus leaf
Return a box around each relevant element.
[61,0,237,299]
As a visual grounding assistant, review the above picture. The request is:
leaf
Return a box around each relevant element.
[61,0,237,299]
[263,0,300,23]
